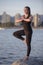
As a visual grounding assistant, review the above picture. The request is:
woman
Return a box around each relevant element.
[13,6,33,60]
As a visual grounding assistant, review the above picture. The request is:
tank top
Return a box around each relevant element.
[22,15,32,33]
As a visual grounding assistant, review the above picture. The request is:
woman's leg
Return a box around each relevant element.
[23,31,32,61]
[13,29,25,41]
[26,32,32,57]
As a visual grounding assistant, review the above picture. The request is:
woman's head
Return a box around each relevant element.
[24,6,31,16]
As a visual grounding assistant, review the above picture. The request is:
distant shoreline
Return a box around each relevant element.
[0,26,43,30]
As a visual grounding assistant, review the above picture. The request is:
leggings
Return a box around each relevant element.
[13,29,32,56]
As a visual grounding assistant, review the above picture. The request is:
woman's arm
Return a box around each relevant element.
[16,18,22,23]
[23,16,33,22]
[16,15,25,23]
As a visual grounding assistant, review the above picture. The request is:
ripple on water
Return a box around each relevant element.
[0,29,43,65]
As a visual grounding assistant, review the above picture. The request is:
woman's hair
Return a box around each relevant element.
[24,6,31,17]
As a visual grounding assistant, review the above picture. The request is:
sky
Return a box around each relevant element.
[0,0,43,16]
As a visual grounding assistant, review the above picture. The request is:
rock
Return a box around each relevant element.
[12,57,43,65]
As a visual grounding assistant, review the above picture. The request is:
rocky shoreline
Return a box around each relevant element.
[12,57,43,65]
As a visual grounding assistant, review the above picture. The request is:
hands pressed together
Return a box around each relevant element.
[20,15,25,21]
[21,15,32,22]
[16,15,32,23]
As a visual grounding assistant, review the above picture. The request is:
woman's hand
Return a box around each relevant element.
[21,15,25,20]
[15,15,25,23]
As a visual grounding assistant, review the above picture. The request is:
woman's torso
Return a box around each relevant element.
[22,15,33,33]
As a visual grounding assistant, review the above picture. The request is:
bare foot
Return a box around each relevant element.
[23,56,29,61]
[23,38,26,45]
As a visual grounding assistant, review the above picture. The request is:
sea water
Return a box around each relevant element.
[0,28,43,65]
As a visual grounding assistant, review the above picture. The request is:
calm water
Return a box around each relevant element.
[0,28,43,65]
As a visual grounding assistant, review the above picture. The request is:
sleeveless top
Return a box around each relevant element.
[22,15,33,33]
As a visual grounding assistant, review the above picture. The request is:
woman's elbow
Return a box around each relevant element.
[15,20,19,23]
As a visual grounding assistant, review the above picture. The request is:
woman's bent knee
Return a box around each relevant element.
[13,32,17,37]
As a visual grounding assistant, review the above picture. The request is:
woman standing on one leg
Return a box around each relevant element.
[13,6,33,60]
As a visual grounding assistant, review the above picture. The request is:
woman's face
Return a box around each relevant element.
[24,8,29,14]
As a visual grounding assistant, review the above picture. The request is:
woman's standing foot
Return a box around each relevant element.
[23,56,29,61]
